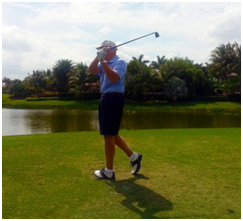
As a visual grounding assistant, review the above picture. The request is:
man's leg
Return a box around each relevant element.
[94,135,116,180]
[104,135,116,170]
[115,135,142,175]
[114,135,133,157]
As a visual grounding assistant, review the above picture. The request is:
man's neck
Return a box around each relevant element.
[106,54,116,62]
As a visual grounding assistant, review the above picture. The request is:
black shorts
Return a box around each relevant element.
[99,93,124,136]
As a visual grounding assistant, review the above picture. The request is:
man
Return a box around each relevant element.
[88,40,142,180]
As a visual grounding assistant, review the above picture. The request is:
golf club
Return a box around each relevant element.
[110,32,159,50]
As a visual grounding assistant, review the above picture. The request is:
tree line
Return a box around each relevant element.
[2,42,241,102]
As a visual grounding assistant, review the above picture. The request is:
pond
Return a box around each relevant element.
[2,108,240,136]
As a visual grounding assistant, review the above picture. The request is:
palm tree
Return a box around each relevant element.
[68,62,88,96]
[209,42,241,94]
[150,55,167,69]
[228,42,241,75]
[209,43,236,80]
[160,69,173,83]
[126,60,159,100]
[132,54,150,66]
[43,69,57,93]
[24,70,46,96]
[68,62,100,98]
[185,68,206,96]
[52,59,75,93]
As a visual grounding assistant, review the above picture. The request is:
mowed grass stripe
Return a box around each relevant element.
[2,128,241,219]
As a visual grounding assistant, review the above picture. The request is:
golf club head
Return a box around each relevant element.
[109,32,160,50]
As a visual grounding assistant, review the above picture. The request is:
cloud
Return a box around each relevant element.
[206,4,241,43]
[99,26,112,35]
[2,2,241,80]
[2,25,33,52]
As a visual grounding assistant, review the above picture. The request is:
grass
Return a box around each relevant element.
[2,94,241,113]
[2,128,241,219]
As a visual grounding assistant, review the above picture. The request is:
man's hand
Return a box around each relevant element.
[97,47,109,61]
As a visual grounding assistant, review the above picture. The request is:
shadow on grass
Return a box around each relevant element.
[106,174,172,219]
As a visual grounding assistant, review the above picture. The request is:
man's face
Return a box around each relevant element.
[104,48,117,61]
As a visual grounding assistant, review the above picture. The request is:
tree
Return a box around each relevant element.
[126,60,147,100]
[150,55,167,69]
[209,42,241,94]
[9,79,25,97]
[68,62,91,98]
[230,42,241,76]
[132,54,150,66]
[160,57,194,79]
[44,69,58,93]
[24,70,46,96]
[185,68,206,96]
[2,77,11,93]
[52,59,75,93]
[209,42,239,80]
[160,57,195,95]
[126,60,163,100]
[164,76,188,102]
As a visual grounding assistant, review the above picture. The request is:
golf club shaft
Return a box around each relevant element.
[110,32,157,50]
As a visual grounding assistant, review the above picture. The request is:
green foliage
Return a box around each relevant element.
[132,54,150,65]
[9,79,25,96]
[226,93,241,102]
[209,42,241,79]
[126,60,162,100]
[164,76,188,101]
[24,70,47,97]
[53,59,75,93]
[208,42,241,95]
[2,77,11,94]
[2,41,241,101]
[185,68,208,96]
[160,57,194,79]
[150,55,167,69]
[221,77,241,94]
[67,62,100,99]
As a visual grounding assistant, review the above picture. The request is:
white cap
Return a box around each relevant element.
[96,40,117,50]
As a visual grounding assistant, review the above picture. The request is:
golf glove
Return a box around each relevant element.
[97,47,108,61]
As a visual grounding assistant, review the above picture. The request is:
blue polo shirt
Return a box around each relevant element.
[98,55,127,94]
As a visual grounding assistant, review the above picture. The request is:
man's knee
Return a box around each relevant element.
[104,135,115,140]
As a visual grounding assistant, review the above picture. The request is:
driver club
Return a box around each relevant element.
[110,32,160,50]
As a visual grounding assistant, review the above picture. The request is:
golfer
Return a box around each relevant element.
[88,40,142,180]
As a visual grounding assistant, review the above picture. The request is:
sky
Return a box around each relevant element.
[2,1,241,80]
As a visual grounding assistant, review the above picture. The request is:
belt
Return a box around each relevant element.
[101,93,124,97]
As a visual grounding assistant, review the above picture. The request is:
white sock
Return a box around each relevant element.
[129,152,138,162]
[105,167,114,173]
[104,167,114,178]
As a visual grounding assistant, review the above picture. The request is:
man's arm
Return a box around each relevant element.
[88,56,100,74]
[100,61,120,83]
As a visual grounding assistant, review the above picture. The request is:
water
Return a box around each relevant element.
[2,108,240,136]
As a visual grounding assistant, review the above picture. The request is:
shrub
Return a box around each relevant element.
[227,94,241,102]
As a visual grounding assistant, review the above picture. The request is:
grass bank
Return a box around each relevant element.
[2,128,241,219]
[2,94,241,113]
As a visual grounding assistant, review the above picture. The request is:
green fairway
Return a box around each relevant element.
[2,128,241,219]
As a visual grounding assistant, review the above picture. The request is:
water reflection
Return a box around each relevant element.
[2,108,240,136]
[121,111,240,129]
[2,109,99,136]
